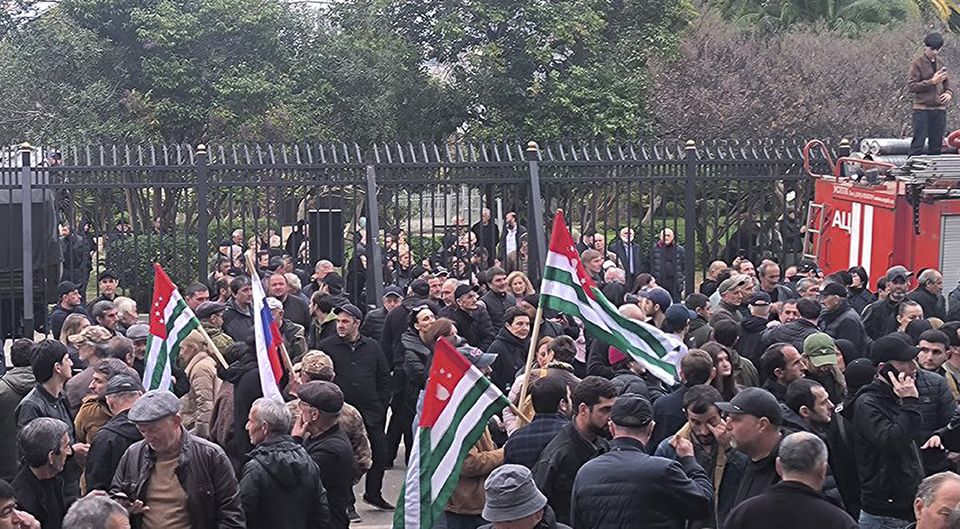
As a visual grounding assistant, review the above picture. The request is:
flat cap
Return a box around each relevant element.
[128,390,180,423]
[610,394,653,427]
[194,301,227,320]
[719,275,750,295]
[820,282,847,298]
[298,381,344,413]
[125,323,150,341]
[105,374,144,396]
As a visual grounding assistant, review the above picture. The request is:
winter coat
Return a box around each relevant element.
[738,315,769,365]
[74,395,111,444]
[913,369,956,475]
[306,313,337,351]
[586,339,617,379]
[732,437,781,507]
[908,287,947,320]
[761,284,797,304]
[219,351,264,468]
[504,413,569,469]
[181,353,221,440]
[488,327,531,393]
[948,285,960,322]
[851,379,924,520]
[686,317,712,350]
[280,293,311,329]
[319,334,392,426]
[359,306,388,343]
[499,224,528,263]
[379,295,440,368]
[570,437,712,529]
[651,385,689,452]
[711,300,743,325]
[480,290,516,331]
[818,301,868,354]
[532,423,610,525]
[0,367,35,481]
[760,319,820,354]
[848,287,877,315]
[85,409,142,492]
[649,242,686,298]
[13,466,66,529]
[439,304,497,352]
[48,304,89,342]
[222,298,255,343]
[445,429,503,515]
[111,428,246,529]
[401,330,432,411]
[299,425,354,529]
[279,320,308,363]
[723,481,858,529]
[861,298,902,341]
[240,435,328,529]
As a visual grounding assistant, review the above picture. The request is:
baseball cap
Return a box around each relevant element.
[57,281,79,298]
[97,270,118,282]
[886,265,912,283]
[718,275,749,295]
[322,272,344,291]
[639,287,672,312]
[383,286,404,299]
[870,333,920,363]
[803,333,838,367]
[410,278,430,297]
[716,387,783,425]
[194,301,227,320]
[434,266,449,277]
[609,394,654,427]
[749,292,771,306]
[454,284,479,300]
[333,303,363,321]
[798,260,819,274]
[664,304,695,329]
[820,282,847,298]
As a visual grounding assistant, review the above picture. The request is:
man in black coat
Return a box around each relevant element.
[219,342,264,472]
[757,262,796,303]
[267,271,311,329]
[723,431,858,529]
[489,307,531,393]
[379,279,438,369]
[471,208,500,268]
[84,375,143,492]
[648,228,686,301]
[852,334,924,527]
[480,266,516,331]
[222,276,255,343]
[439,284,496,351]
[48,282,89,340]
[13,418,71,529]
[360,286,403,343]
[908,269,947,321]
[818,282,868,354]
[758,343,805,403]
[650,350,716,450]
[533,376,617,525]
[571,394,712,529]
[318,303,393,510]
[718,388,784,507]
[241,397,329,529]
[294,381,356,529]
[862,266,912,340]
[760,298,822,354]
[504,376,571,469]
[608,227,643,279]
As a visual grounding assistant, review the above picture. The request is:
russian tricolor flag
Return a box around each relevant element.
[250,273,284,401]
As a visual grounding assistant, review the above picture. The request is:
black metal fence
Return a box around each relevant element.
[0,139,834,338]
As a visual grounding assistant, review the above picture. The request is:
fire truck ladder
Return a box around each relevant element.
[802,202,826,262]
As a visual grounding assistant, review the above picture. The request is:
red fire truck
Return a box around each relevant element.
[802,139,960,288]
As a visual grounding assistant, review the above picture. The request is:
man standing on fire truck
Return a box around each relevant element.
[908,32,952,156]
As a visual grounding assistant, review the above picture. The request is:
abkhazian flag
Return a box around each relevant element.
[393,338,511,529]
[144,263,200,390]
[540,210,683,384]
[250,271,284,401]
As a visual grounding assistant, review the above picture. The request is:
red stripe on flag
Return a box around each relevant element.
[267,323,284,383]
[419,338,472,428]
[149,263,177,339]
[548,211,597,298]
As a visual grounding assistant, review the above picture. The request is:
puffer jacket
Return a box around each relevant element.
[847,286,876,315]
[570,437,712,529]
[818,300,867,353]
[222,298,254,343]
[0,367,36,481]
[488,327,530,393]
[439,304,496,352]
[111,428,246,529]
[445,428,503,515]
[649,242,686,297]
[851,379,923,520]
[240,435,329,529]
[181,353,221,440]
[85,410,142,492]
[401,330,432,411]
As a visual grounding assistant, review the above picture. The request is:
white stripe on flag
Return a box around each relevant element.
[429,368,484,447]
[251,275,283,402]
[402,430,422,528]
[429,388,501,501]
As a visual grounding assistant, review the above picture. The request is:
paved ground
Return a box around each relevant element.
[353,464,406,528]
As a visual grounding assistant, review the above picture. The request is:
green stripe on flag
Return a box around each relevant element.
[148,339,168,390]
[420,379,498,479]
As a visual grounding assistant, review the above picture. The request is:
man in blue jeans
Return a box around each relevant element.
[908,32,952,155]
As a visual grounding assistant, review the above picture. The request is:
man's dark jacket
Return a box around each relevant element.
[847,287,876,315]
[504,413,569,469]
[439,304,496,352]
[85,409,142,492]
[723,481,858,529]
[649,242,686,298]
[319,333,392,425]
[13,466,66,529]
[111,428,246,529]
[280,293,311,329]
[240,435,329,529]
[818,300,867,354]
[650,385,689,452]
[738,315,769,365]
[861,298,902,341]
[609,239,643,276]
[851,378,923,521]
[299,425,360,529]
[48,304,89,342]
[222,298,255,343]
[488,326,530,393]
[908,287,947,320]
[380,296,440,367]
[733,437,781,507]
[0,367,35,481]
[359,306,388,343]
[532,422,609,525]
[913,369,955,476]
[220,350,264,467]
[761,319,820,353]
[570,437,712,529]
[480,289,516,331]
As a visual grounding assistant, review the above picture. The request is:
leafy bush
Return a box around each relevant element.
[105,234,199,307]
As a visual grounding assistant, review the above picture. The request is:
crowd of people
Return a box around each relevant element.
[6,213,960,529]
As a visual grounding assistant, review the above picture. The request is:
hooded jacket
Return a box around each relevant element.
[847,287,876,315]
[0,366,35,481]
[85,409,143,492]
[240,435,329,529]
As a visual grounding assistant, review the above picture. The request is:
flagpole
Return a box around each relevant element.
[515,303,543,421]
[244,253,295,377]
[196,324,229,368]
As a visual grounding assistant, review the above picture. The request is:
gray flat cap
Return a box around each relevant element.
[105,374,144,396]
[128,390,180,423]
[125,323,150,341]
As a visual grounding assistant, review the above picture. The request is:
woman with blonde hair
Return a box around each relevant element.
[179,329,221,439]
[506,271,535,299]
[60,313,91,368]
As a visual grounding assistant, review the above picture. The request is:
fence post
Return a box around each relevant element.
[196,144,210,282]
[365,164,385,304]
[20,143,34,338]
[526,142,547,286]
[684,140,697,298]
